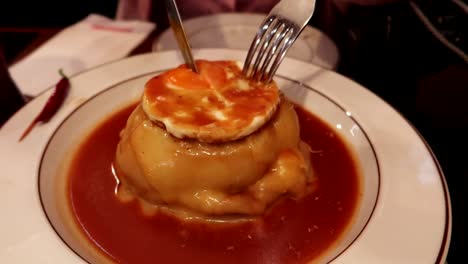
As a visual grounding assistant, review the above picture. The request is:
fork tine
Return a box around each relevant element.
[243,16,276,76]
[244,0,316,82]
[256,23,292,82]
[266,28,300,82]
[250,19,283,79]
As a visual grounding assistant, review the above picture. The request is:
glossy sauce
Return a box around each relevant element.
[68,103,360,264]
[143,60,280,142]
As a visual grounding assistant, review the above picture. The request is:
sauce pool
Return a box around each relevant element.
[68,103,360,264]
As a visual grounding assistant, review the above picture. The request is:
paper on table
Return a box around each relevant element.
[9,14,155,96]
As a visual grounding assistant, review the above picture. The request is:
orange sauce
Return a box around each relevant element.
[143,60,280,142]
[68,103,360,264]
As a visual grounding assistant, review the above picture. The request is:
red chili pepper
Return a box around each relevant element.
[19,69,70,141]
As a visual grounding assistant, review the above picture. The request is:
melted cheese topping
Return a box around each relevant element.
[142,60,280,143]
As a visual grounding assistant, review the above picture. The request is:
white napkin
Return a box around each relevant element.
[9,14,155,96]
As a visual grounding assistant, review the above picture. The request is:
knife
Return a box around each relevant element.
[164,0,199,73]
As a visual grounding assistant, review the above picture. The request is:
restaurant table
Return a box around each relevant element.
[1,4,467,262]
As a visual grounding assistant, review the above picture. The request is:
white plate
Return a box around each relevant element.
[0,49,450,263]
[153,13,340,70]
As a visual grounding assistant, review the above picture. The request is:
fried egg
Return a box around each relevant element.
[142,60,280,143]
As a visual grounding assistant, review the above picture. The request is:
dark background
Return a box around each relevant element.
[0,0,466,263]
[0,1,117,64]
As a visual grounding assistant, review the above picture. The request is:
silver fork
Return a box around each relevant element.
[243,0,316,82]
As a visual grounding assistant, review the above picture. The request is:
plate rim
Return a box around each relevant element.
[0,49,451,263]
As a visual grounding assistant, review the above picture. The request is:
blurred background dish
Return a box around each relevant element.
[153,13,340,70]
